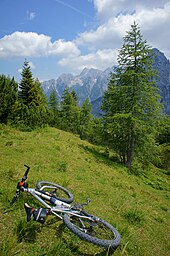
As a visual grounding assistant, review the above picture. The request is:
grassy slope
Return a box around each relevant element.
[0,125,169,256]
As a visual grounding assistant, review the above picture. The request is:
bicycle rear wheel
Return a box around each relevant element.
[36,181,74,203]
[63,211,121,249]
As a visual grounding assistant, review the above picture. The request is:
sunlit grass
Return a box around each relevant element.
[0,125,169,255]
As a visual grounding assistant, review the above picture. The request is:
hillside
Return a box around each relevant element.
[0,125,170,256]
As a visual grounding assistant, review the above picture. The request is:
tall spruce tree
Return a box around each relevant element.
[102,22,163,169]
[17,60,48,128]
[60,87,80,133]
[19,59,45,107]
[18,59,34,105]
[49,89,59,113]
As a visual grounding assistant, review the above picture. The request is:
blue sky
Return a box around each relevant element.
[0,0,170,82]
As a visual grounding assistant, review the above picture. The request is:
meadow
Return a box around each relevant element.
[0,125,169,256]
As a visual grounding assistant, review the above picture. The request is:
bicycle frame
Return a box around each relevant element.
[10,165,121,250]
[21,186,96,221]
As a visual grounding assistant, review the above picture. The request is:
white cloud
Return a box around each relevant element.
[49,39,80,57]
[1,0,170,78]
[75,15,133,49]
[93,0,169,21]
[59,48,118,72]
[0,31,80,58]
[136,2,170,51]
[75,1,170,58]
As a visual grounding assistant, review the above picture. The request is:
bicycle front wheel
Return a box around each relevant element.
[36,181,74,203]
[63,211,121,249]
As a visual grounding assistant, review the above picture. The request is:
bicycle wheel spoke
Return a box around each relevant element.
[70,216,115,240]
[64,212,121,249]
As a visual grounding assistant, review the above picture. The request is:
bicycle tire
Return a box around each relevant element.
[36,181,74,203]
[63,211,121,249]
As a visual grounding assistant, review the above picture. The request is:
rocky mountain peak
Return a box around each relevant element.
[41,48,170,115]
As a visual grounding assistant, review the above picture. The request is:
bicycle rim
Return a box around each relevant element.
[63,212,121,249]
[36,181,74,203]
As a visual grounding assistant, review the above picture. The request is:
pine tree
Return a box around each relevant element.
[17,60,48,128]
[19,59,46,107]
[102,22,163,169]
[48,89,59,126]
[18,59,34,105]
[49,89,59,112]
[60,87,80,133]
[79,98,92,139]
[0,75,18,124]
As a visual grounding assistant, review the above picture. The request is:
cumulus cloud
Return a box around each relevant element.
[59,48,118,72]
[0,31,80,58]
[93,0,169,21]
[76,1,170,57]
[0,0,170,77]
[75,15,133,49]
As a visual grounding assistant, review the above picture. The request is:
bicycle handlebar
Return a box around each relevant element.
[10,165,30,205]
[22,165,30,181]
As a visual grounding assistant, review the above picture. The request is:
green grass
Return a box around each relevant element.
[0,125,170,256]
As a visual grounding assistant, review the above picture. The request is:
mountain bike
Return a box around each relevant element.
[10,165,121,250]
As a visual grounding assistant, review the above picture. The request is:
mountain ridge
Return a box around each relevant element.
[41,48,170,115]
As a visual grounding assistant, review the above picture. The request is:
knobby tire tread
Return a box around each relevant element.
[63,212,121,249]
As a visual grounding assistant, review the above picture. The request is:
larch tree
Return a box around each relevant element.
[102,22,163,169]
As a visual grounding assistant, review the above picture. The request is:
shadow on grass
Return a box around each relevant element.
[15,220,41,243]
[80,145,122,169]
[15,217,117,255]
[53,222,117,256]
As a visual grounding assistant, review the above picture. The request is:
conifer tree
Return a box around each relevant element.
[18,59,34,105]
[102,22,163,169]
[49,89,59,112]
[18,59,46,107]
[60,87,80,133]
[79,98,92,139]
[0,75,18,123]
[48,89,59,126]
[17,60,48,128]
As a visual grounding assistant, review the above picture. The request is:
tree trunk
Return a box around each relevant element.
[125,128,135,169]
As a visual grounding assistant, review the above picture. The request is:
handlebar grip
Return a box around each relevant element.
[23,165,30,179]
